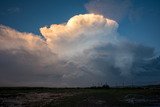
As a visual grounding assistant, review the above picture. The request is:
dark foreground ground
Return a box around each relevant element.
[0,87,160,107]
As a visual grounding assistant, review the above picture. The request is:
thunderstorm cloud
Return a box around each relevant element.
[0,14,158,87]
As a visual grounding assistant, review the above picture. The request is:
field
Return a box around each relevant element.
[0,87,160,107]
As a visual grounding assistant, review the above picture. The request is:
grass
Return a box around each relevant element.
[0,87,160,107]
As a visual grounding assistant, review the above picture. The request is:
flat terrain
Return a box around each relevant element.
[0,87,160,107]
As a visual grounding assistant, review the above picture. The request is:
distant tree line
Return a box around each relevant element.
[90,82,110,89]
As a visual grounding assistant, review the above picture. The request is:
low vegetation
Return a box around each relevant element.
[0,86,160,107]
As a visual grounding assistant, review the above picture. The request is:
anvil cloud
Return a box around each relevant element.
[0,14,156,87]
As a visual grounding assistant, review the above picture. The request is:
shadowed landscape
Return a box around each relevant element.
[0,85,160,107]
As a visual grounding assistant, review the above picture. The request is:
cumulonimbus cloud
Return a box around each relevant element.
[0,14,157,87]
[40,14,118,59]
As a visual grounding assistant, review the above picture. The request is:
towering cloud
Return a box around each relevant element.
[0,14,157,87]
[40,14,118,59]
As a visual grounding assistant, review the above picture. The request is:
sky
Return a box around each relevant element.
[0,0,160,87]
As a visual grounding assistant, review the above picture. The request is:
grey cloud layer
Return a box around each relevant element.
[85,0,132,22]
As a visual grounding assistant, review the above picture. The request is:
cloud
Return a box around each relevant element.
[40,14,118,59]
[0,14,158,87]
[85,0,132,22]
[7,7,20,14]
